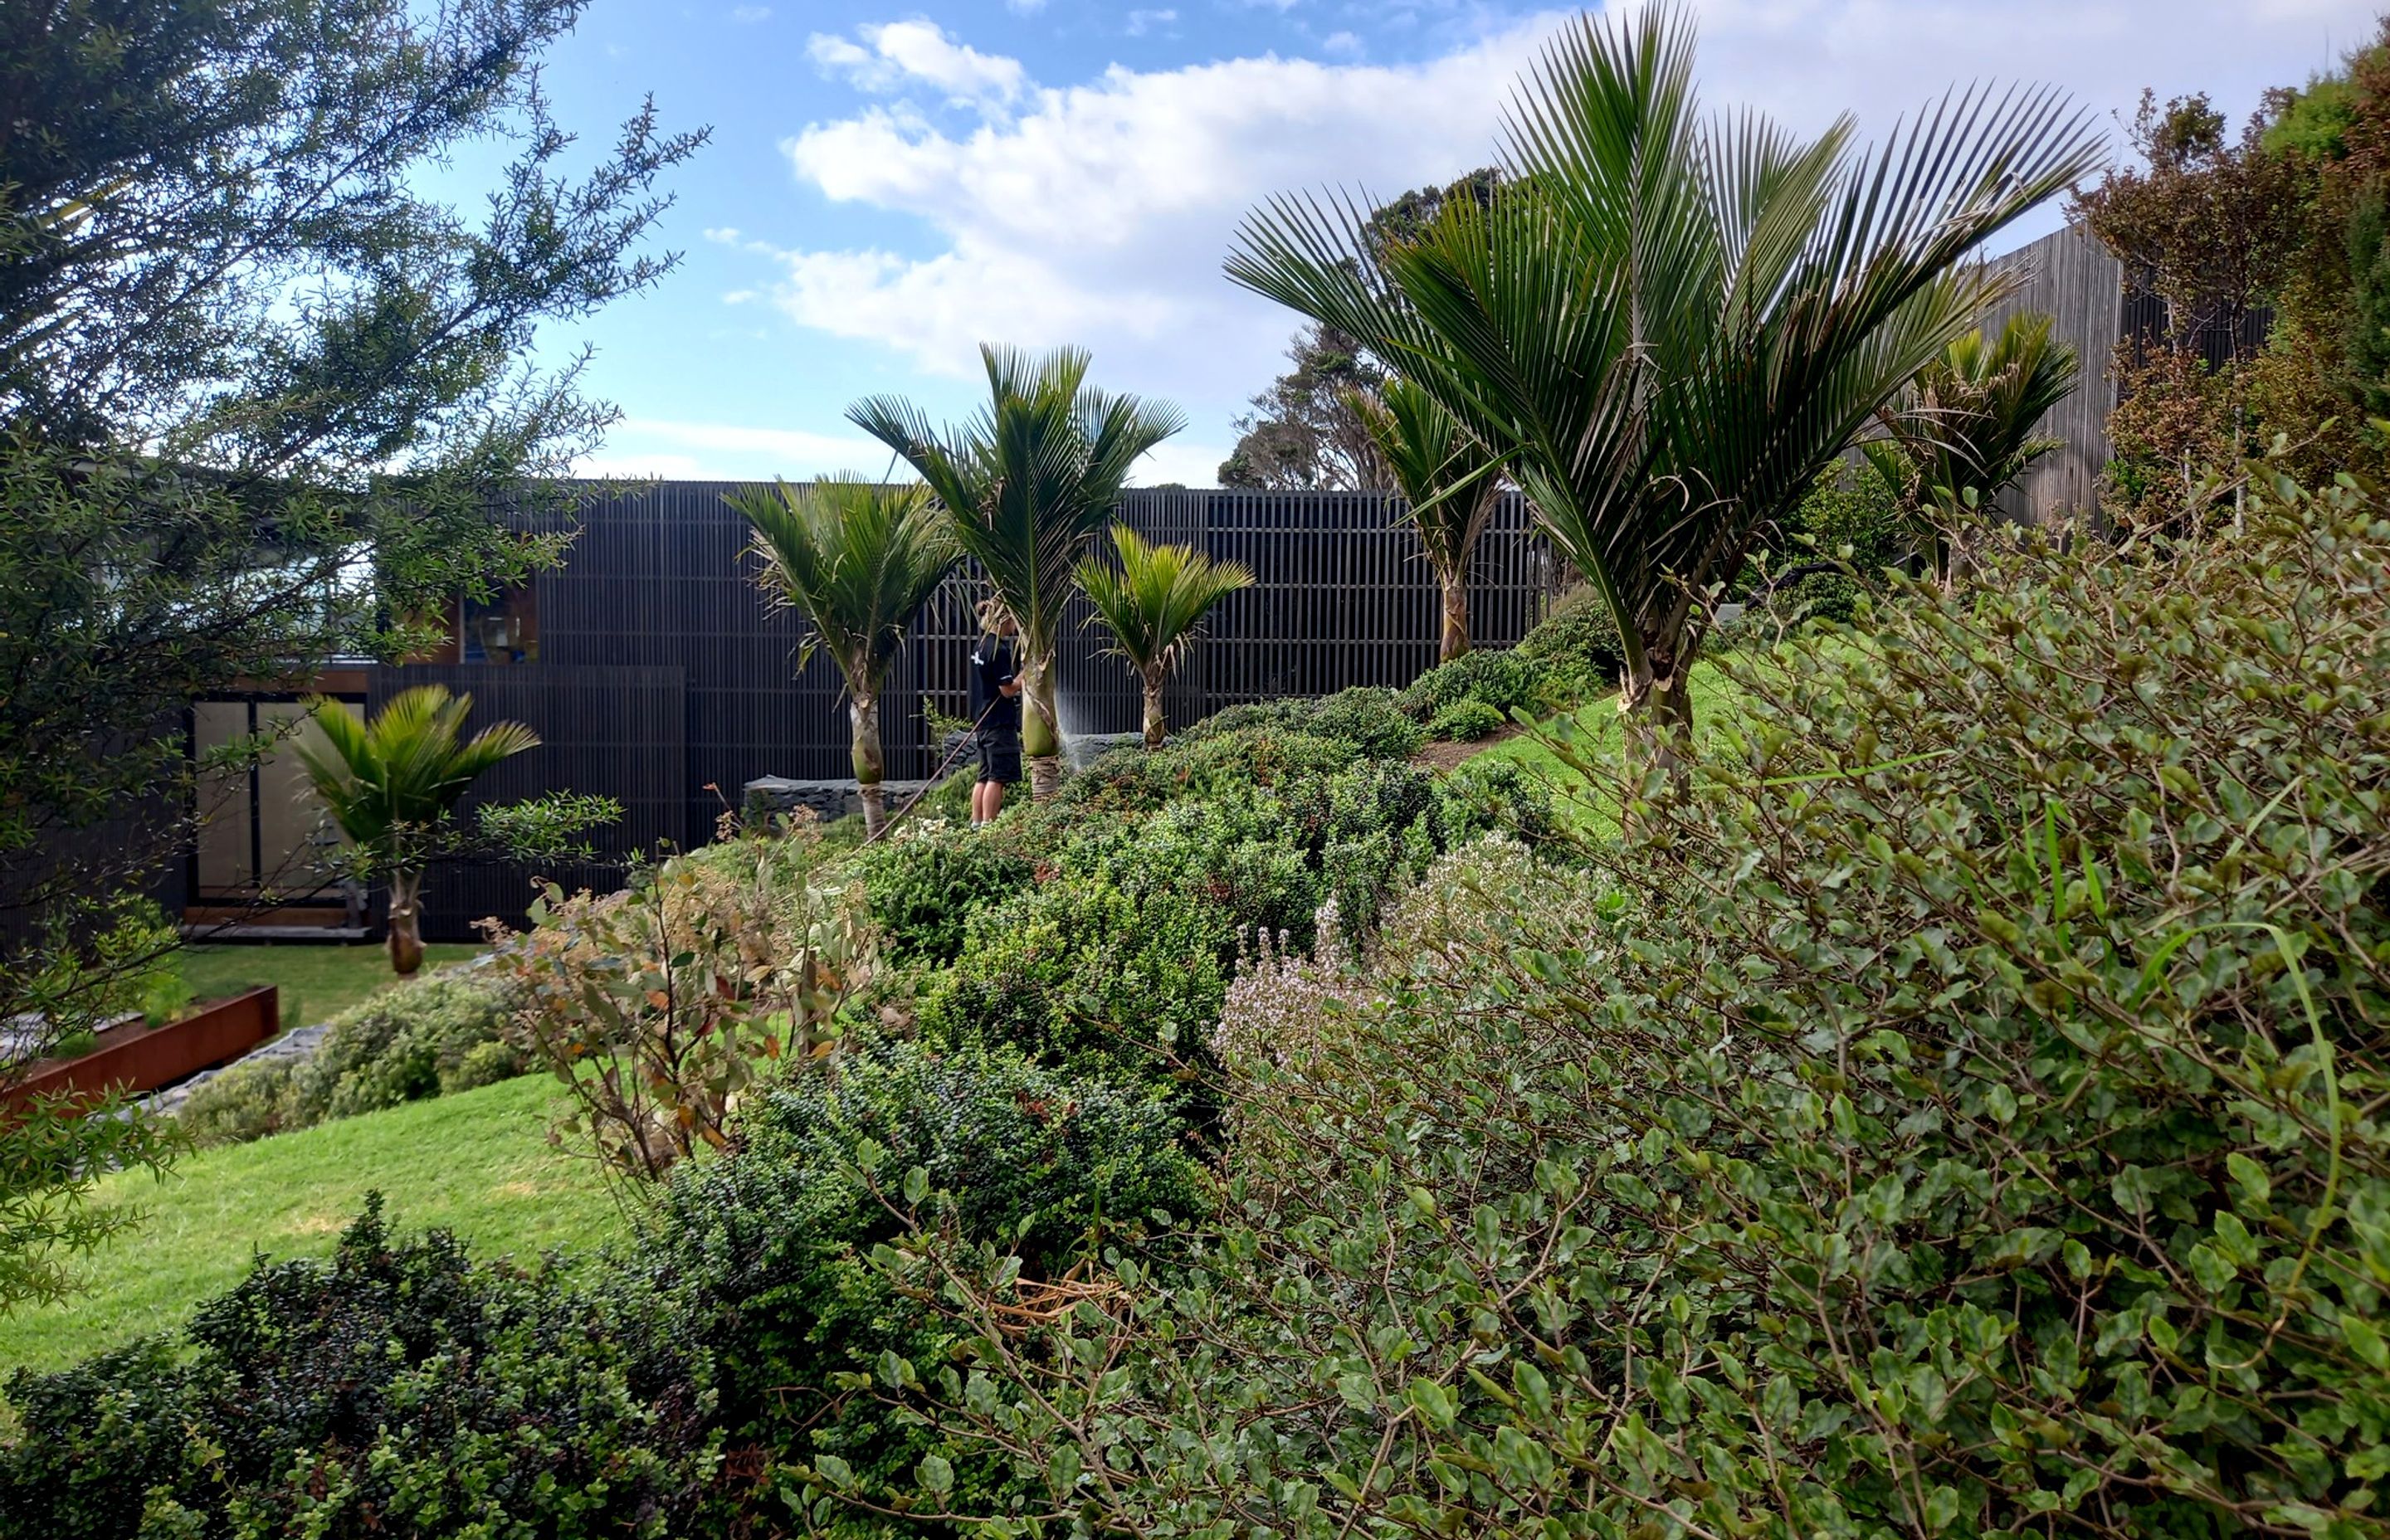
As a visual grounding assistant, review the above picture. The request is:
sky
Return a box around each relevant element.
[526,0,2382,488]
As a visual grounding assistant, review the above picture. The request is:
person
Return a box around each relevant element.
[968,599,1023,826]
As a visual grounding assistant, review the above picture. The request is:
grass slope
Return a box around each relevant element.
[175,941,485,1026]
[1482,659,1752,834]
[0,1072,619,1376]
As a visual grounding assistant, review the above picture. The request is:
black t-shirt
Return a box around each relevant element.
[968,637,1021,732]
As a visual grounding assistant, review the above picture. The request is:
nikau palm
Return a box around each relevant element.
[1077,526,1255,748]
[1351,376,1506,660]
[1227,5,2103,782]
[727,477,958,836]
[297,685,538,976]
[1861,313,2080,587]
[849,346,1184,801]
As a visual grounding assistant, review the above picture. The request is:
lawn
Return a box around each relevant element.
[0,1072,622,1376]
[1482,657,1753,834]
[174,940,485,1026]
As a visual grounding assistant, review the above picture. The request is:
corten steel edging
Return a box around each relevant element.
[7,987,279,1110]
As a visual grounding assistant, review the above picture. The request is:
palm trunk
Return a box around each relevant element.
[1142,670,1166,750]
[1022,649,1062,802]
[850,693,886,838]
[1436,563,1471,662]
[1617,621,1695,827]
[387,868,425,977]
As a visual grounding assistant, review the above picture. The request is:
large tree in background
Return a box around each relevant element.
[1230,5,2099,781]
[1217,170,1502,491]
[0,0,700,1307]
[851,347,1184,802]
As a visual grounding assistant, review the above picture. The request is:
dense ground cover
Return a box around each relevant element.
[0,1073,617,1375]
[172,942,483,1026]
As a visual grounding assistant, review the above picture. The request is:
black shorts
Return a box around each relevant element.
[973,729,1022,785]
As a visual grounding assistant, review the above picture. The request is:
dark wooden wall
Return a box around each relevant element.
[393,486,1553,936]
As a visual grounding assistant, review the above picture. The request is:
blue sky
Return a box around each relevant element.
[528,0,2378,487]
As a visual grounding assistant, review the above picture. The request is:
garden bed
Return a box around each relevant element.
[6,987,278,1109]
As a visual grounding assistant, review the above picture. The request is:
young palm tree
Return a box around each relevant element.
[1226,4,2101,781]
[1349,377,1505,660]
[848,346,1185,801]
[726,476,958,836]
[1076,526,1255,748]
[296,685,538,976]
[1861,313,2081,587]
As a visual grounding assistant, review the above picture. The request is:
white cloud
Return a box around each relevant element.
[1320,31,1362,57]
[721,288,758,305]
[1126,8,1178,37]
[806,20,1027,108]
[729,5,770,22]
[578,419,896,481]
[734,1,2375,480]
[1005,0,1046,12]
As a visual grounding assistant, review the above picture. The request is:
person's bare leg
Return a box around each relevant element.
[971,780,988,825]
[983,781,1006,822]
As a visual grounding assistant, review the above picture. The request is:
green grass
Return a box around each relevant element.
[1484,659,1753,835]
[174,941,485,1026]
[0,1072,621,1375]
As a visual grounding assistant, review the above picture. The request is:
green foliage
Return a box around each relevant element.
[1076,524,1253,745]
[1353,376,1507,656]
[1231,4,2099,726]
[177,967,524,1147]
[1514,582,1626,698]
[1427,699,1505,741]
[919,880,1228,1087]
[1180,685,1422,762]
[860,830,1035,966]
[1743,464,1908,627]
[873,473,2390,1540]
[0,1197,715,1540]
[1398,646,1543,719]
[644,1041,1202,1526]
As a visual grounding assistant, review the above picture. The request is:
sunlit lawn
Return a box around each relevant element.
[174,940,485,1026]
[0,1072,622,1376]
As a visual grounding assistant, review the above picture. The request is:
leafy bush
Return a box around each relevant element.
[1427,698,1505,740]
[1397,646,1542,719]
[174,965,521,1147]
[1739,461,1907,626]
[0,1198,717,1540]
[918,879,1228,1087]
[1178,685,1422,761]
[642,1040,1203,1529]
[859,823,1033,964]
[1514,581,1624,696]
[856,477,2390,1540]
[496,825,871,1184]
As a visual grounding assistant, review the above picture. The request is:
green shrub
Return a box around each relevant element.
[645,1040,1203,1529]
[1737,462,1906,626]
[872,477,2390,1540]
[918,878,1228,1086]
[1179,685,1422,762]
[1514,581,1624,697]
[858,826,1033,964]
[1427,698,1505,740]
[0,1197,716,1540]
[174,965,520,1147]
[1397,646,1542,719]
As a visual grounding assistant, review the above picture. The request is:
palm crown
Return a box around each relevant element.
[846,345,1183,787]
[1077,525,1254,748]
[728,476,958,700]
[1350,376,1506,659]
[297,685,538,851]
[1227,4,2102,742]
[1864,312,2081,529]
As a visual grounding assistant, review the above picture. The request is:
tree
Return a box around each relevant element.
[1861,314,2080,584]
[298,686,611,975]
[0,0,700,1306]
[1227,5,2098,782]
[1217,172,1501,492]
[1076,526,1254,748]
[849,346,1185,802]
[1217,324,1388,490]
[726,478,959,836]
[1351,377,1506,660]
